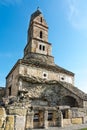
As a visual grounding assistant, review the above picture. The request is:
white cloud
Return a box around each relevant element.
[0,0,22,6]
[65,0,87,30]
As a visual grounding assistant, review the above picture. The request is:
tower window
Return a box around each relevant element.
[39,44,45,51]
[40,31,42,38]
[40,17,42,23]
[43,46,45,51]
[39,45,42,50]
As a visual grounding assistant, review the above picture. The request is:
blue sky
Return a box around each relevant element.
[0,0,87,93]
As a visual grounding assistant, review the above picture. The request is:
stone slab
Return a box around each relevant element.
[15,116,25,130]
[71,118,82,124]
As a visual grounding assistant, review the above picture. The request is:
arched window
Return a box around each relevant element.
[43,46,45,51]
[61,96,79,107]
[40,31,42,38]
[39,45,42,50]
[40,17,42,23]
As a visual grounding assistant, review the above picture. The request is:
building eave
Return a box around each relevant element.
[6,59,22,79]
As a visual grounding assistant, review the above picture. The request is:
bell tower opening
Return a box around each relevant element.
[40,31,43,38]
[40,17,42,23]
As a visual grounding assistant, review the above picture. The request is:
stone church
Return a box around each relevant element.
[0,9,87,130]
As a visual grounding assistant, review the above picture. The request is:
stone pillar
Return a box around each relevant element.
[39,111,44,128]
[14,115,26,130]
[67,109,72,119]
[57,110,63,127]
[26,111,34,129]
[60,111,63,127]
[43,110,48,129]
[53,111,57,126]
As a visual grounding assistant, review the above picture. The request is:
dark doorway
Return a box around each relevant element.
[62,96,78,107]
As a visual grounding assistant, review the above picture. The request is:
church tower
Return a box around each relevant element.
[23,9,54,65]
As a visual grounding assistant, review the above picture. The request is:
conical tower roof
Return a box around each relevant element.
[30,8,42,21]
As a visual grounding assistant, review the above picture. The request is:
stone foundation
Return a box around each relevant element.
[0,106,87,130]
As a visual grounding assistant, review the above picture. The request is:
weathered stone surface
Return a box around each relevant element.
[9,108,27,116]
[0,128,4,130]
[26,111,34,129]
[15,115,26,130]
[72,118,82,124]
[71,108,87,118]
[0,88,5,102]
[83,116,87,124]
[43,110,48,129]
[0,108,6,128]
[0,108,6,117]
[0,118,4,128]
[63,119,71,126]
[5,116,14,130]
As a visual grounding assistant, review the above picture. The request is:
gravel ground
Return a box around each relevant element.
[33,124,87,130]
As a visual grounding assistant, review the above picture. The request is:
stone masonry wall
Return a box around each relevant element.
[21,82,83,107]
[1,106,87,130]
[6,62,74,97]
[32,39,51,56]
[19,65,74,84]
[33,15,48,42]
[6,65,20,96]
[0,107,14,130]
[24,52,54,65]
[0,88,5,101]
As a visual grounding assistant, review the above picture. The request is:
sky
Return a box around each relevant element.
[0,0,87,93]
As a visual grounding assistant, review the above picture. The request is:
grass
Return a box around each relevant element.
[80,128,87,130]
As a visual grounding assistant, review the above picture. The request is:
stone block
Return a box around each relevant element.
[0,119,3,128]
[26,112,34,129]
[0,117,6,128]
[0,128,4,130]
[9,108,27,116]
[5,115,14,130]
[72,118,82,124]
[0,108,6,128]
[15,115,26,130]
[63,119,71,126]
[0,108,6,117]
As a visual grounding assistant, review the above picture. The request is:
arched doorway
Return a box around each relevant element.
[61,96,78,107]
